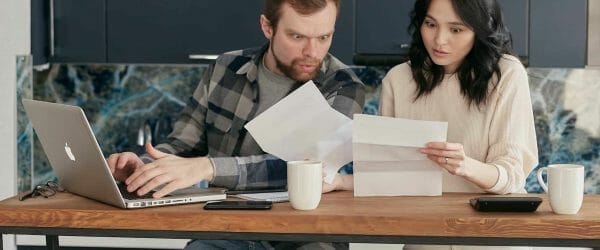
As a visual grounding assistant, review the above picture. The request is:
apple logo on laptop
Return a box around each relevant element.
[64,142,76,161]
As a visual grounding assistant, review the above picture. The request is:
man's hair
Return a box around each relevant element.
[263,0,340,30]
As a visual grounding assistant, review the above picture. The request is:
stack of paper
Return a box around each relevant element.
[353,114,448,196]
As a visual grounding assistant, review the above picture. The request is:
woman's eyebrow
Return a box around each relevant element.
[425,14,466,26]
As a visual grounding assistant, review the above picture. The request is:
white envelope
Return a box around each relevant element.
[353,114,448,196]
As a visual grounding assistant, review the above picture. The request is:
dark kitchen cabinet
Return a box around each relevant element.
[31,0,51,65]
[106,0,264,64]
[107,0,354,64]
[37,0,354,65]
[329,0,355,64]
[355,0,413,55]
[353,0,413,65]
[498,0,529,58]
[354,0,530,65]
[51,0,107,63]
[529,0,587,67]
[34,0,588,67]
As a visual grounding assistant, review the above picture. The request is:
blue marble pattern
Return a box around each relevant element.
[351,66,390,116]
[20,64,205,192]
[16,63,600,194]
[526,69,600,194]
[16,56,33,192]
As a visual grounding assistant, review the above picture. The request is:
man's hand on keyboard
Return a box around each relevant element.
[124,143,215,198]
[107,152,144,182]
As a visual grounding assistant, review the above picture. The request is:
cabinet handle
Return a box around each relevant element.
[394,43,410,49]
[50,0,55,57]
[189,54,218,60]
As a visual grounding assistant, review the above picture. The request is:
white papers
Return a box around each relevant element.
[245,81,353,184]
[353,114,448,196]
[234,192,289,203]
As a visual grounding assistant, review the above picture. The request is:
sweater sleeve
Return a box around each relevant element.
[485,61,539,194]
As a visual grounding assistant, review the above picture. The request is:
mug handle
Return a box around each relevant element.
[536,167,549,193]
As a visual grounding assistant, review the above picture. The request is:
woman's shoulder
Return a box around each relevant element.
[384,62,413,81]
[495,54,529,94]
[498,54,527,74]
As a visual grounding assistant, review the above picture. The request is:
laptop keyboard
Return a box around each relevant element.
[117,183,155,200]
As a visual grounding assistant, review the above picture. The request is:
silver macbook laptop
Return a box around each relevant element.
[22,99,226,209]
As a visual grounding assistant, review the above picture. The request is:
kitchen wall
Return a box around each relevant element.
[17,63,600,194]
[2,0,30,249]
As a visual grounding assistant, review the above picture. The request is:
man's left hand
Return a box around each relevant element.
[322,173,353,193]
[125,143,214,198]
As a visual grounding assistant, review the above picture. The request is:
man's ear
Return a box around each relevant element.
[260,15,274,40]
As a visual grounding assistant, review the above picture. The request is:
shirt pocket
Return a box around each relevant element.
[205,111,232,134]
[205,110,234,154]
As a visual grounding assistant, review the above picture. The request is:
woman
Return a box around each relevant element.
[380,0,538,196]
[380,1,538,248]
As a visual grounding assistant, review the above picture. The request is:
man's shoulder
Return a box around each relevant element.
[323,53,350,72]
[214,47,263,71]
[323,54,362,83]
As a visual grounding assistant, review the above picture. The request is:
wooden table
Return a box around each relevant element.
[1,191,600,249]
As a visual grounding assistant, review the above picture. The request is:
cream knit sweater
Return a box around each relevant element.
[380,55,538,194]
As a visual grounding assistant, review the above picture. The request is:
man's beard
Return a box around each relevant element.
[270,40,323,83]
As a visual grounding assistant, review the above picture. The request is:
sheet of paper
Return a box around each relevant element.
[354,114,448,147]
[352,114,448,196]
[245,81,353,183]
[354,161,443,196]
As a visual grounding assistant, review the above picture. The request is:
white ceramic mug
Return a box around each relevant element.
[287,160,322,210]
[536,164,584,214]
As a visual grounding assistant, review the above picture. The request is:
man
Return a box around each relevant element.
[108,0,362,248]
[108,0,362,198]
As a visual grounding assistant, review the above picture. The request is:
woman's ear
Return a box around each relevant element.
[260,15,274,40]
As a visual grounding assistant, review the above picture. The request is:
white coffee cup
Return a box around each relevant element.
[287,160,322,210]
[536,164,584,214]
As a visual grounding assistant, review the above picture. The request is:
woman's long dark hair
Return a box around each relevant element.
[408,0,513,108]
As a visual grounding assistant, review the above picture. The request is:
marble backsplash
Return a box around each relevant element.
[16,56,33,192]
[18,61,204,191]
[16,57,600,194]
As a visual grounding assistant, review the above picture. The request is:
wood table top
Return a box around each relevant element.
[1,191,599,240]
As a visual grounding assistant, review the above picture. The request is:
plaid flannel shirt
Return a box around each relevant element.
[151,44,365,190]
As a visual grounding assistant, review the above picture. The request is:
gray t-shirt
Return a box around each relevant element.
[238,58,297,153]
[255,58,297,115]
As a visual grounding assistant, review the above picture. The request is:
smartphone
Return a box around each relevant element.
[470,196,542,212]
[203,200,273,210]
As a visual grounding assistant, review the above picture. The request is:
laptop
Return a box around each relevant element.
[22,99,226,209]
